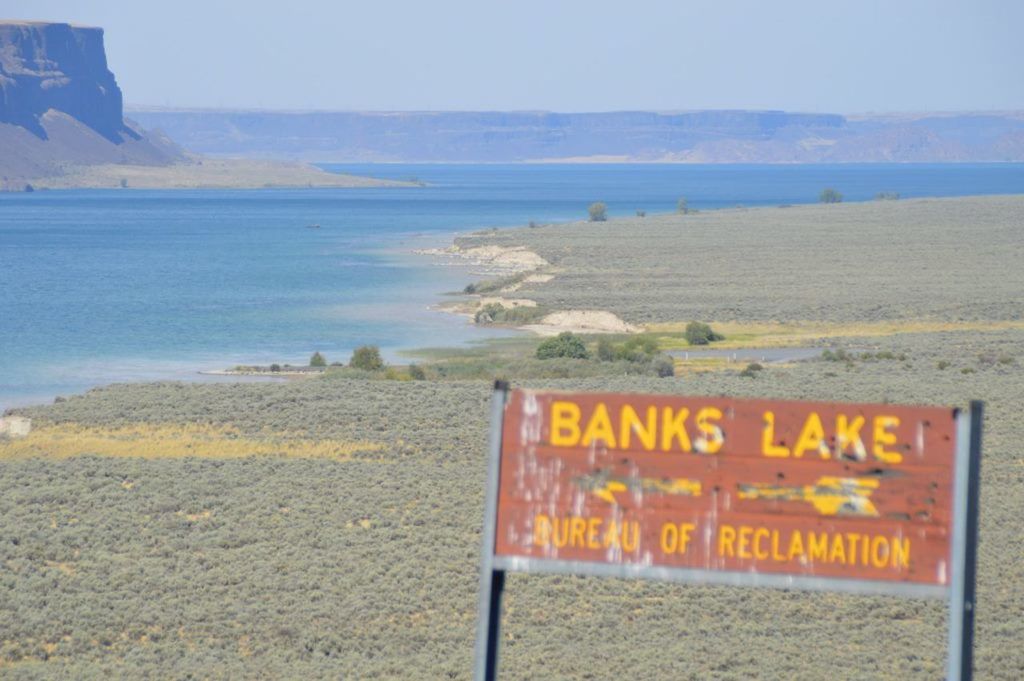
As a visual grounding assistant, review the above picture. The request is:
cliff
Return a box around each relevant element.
[0,21,182,186]
[126,108,1024,164]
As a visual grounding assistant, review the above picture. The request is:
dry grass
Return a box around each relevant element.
[0,423,384,461]
[649,319,1024,350]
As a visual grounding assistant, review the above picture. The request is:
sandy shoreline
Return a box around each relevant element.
[417,240,645,335]
[20,158,419,191]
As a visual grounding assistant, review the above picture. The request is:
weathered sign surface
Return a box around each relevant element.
[493,390,958,587]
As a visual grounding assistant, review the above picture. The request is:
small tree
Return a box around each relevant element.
[408,364,426,380]
[820,188,843,204]
[350,345,384,371]
[684,321,724,346]
[536,332,589,360]
[588,202,607,222]
[677,197,689,214]
[309,352,327,367]
[269,363,281,373]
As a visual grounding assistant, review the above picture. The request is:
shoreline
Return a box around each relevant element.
[9,158,422,192]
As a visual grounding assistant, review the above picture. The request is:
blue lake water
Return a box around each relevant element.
[2,163,1023,409]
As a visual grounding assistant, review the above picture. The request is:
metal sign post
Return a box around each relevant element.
[946,401,983,681]
[473,381,509,681]
[473,388,983,681]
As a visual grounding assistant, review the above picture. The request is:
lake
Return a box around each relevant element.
[2,163,1023,409]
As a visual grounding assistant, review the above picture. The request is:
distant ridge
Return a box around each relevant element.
[126,108,1024,163]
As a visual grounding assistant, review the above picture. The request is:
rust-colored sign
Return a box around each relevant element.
[493,390,958,586]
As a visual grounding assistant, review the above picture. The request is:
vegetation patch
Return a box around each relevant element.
[474,303,547,325]
[0,423,384,461]
[649,320,1024,351]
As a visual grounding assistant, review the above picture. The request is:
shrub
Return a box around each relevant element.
[350,345,384,371]
[309,352,327,368]
[536,332,589,360]
[739,362,764,378]
[651,355,675,377]
[820,188,843,204]
[875,191,900,200]
[474,303,545,325]
[937,360,950,370]
[595,335,659,362]
[677,197,689,214]
[588,202,607,222]
[474,303,504,324]
[596,338,616,362]
[269,363,281,373]
[635,210,646,218]
[684,322,724,346]
[528,221,539,228]
[822,348,853,362]
[463,283,478,294]
[408,364,426,380]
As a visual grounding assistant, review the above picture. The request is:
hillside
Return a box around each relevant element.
[126,108,1024,163]
[0,21,408,190]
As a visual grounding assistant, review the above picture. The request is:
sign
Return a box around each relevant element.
[474,384,982,681]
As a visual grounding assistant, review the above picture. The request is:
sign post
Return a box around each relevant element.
[474,386,982,680]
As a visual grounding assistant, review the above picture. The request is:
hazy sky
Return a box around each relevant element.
[6,0,1022,112]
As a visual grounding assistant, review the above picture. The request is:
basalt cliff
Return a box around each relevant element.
[0,21,183,187]
[0,22,403,190]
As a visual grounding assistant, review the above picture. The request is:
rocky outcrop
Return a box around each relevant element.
[0,21,182,186]
[0,21,126,140]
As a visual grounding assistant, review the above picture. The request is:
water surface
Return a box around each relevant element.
[2,163,1022,409]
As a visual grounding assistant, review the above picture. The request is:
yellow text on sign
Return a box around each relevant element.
[550,401,724,453]
[761,411,903,463]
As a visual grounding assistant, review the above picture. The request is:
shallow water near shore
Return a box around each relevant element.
[2,162,1023,409]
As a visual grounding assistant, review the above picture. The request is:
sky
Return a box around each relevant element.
[5,0,1023,113]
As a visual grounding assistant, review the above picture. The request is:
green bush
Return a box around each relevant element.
[820,188,843,204]
[822,348,852,362]
[595,335,659,363]
[684,322,724,346]
[474,303,545,325]
[474,303,504,324]
[536,332,589,360]
[739,362,764,378]
[588,202,607,222]
[408,364,426,380]
[596,338,616,362]
[350,345,384,371]
[651,355,675,377]
[269,363,281,373]
[309,352,327,368]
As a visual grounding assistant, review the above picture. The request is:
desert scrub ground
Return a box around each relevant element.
[454,195,1024,324]
[2,327,1023,679]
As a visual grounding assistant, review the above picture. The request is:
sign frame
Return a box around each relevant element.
[473,382,982,681]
